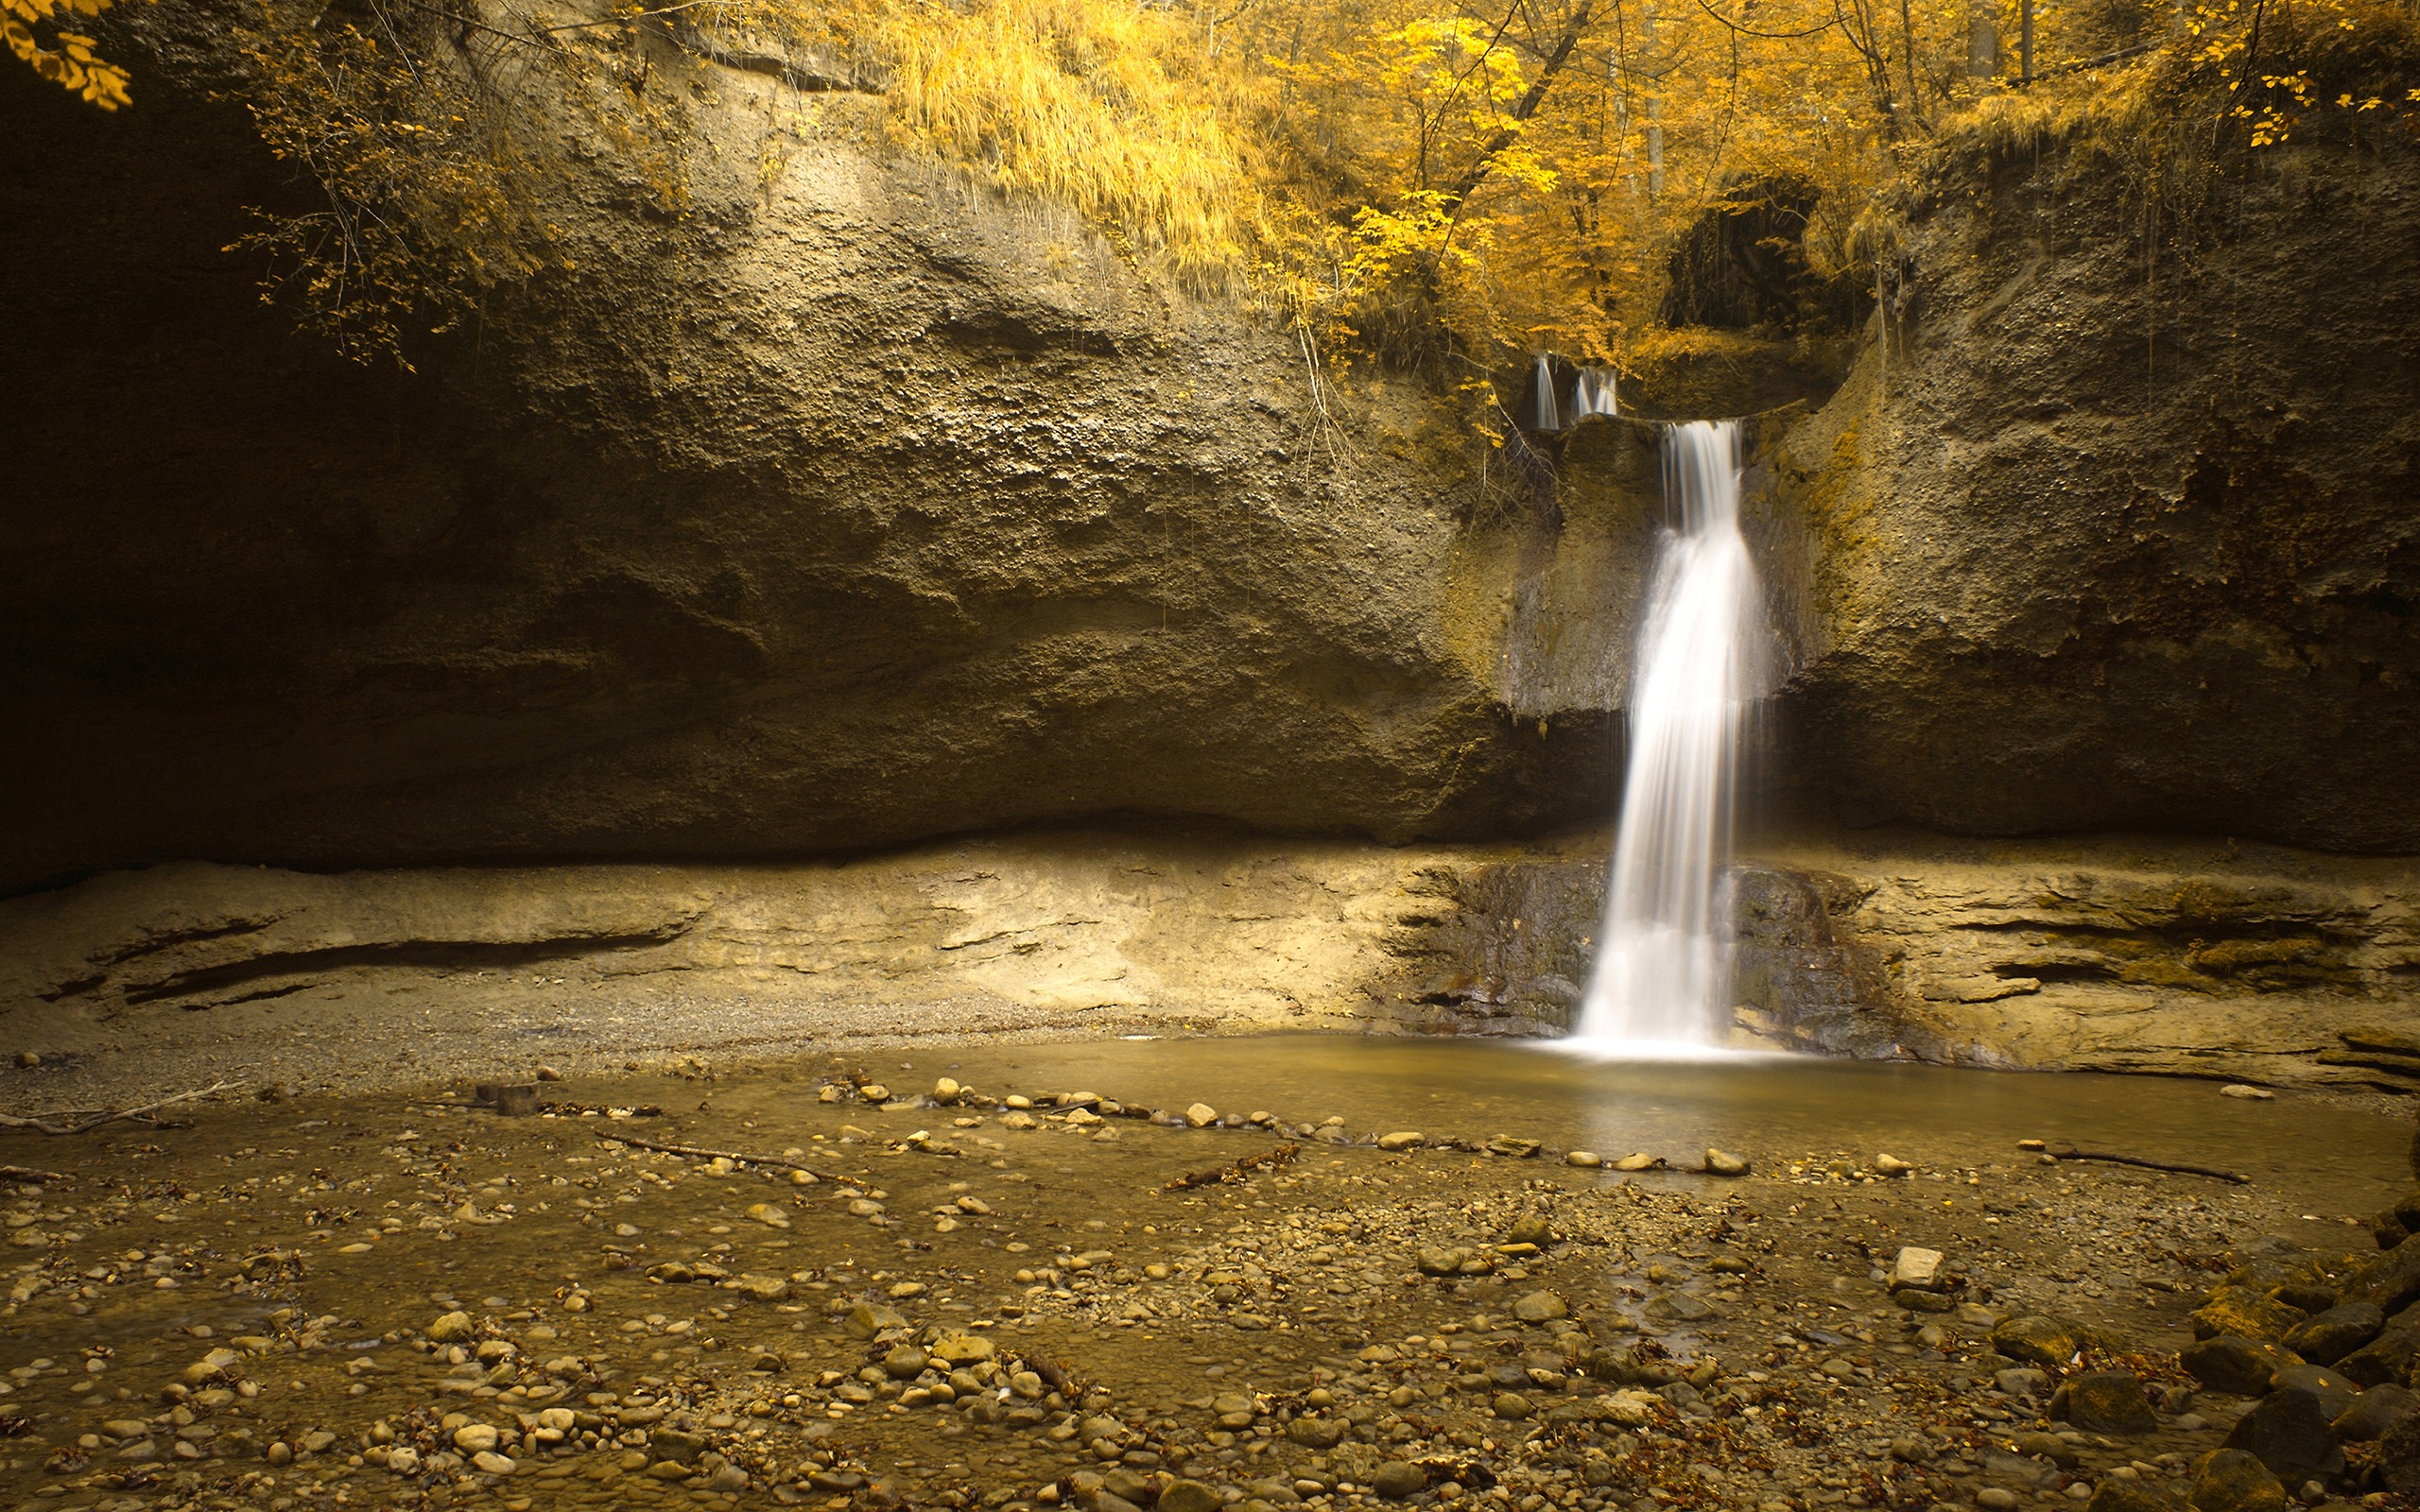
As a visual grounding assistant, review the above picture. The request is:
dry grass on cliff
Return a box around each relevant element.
[860,0,1260,290]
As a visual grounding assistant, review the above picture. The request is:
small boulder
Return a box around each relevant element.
[2221,1387,2343,1485]
[2355,1236,2420,1317]
[2085,1480,2185,1512]
[1991,1314,2088,1370]
[2181,1336,2303,1397]
[1184,1104,1219,1128]
[1285,1417,1346,1449]
[1703,1148,1749,1177]
[1512,1291,1568,1324]
[2190,1286,2304,1343]
[2187,1448,2288,1512]
[1159,1482,1222,1512]
[1371,1463,1427,1500]
[427,1311,475,1344]
[2338,1323,2420,1386]
[2278,1300,2383,1365]
[2269,1363,2359,1419]
[2332,1382,2418,1441]
[2380,1405,2420,1494]
[2056,1370,2158,1435]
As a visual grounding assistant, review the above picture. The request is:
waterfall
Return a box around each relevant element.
[1531,355,1562,432]
[1572,420,1774,1049]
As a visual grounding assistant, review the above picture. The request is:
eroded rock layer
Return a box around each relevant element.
[6,833,2412,1095]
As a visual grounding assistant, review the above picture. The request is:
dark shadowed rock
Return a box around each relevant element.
[2331,1383,2418,1442]
[2269,1364,2359,1420]
[2221,1387,2343,1484]
[2381,1404,2420,1494]
[2336,1323,2420,1387]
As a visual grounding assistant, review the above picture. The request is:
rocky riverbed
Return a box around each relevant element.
[0,1043,2411,1512]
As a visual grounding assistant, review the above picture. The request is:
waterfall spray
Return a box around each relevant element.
[1572,420,1774,1049]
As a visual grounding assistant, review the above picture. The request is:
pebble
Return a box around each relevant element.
[1376,1131,1426,1152]
[1613,1153,1662,1171]
[1703,1148,1750,1176]
[2220,1085,2276,1100]
[1184,1104,1219,1128]
[1876,1152,1914,1176]
[1564,1150,1603,1168]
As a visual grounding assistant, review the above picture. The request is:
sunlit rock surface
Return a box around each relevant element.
[6,831,2413,1092]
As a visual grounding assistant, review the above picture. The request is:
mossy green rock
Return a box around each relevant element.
[2187,1449,2287,1512]
[1991,1314,2090,1369]
[2190,1286,2304,1343]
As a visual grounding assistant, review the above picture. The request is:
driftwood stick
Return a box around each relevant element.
[0,1081,240,1136]
[596,1133,847,1182]
[0,1165,67,1183]
[1167,1143,1302,1192]
[2026,1140,2250,1185]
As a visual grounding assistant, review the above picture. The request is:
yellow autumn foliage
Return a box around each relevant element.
[42,0,2408,377]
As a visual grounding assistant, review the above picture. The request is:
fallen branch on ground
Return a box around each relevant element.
[2022,1140,2249,1184]
[596,1133,847,1182]
[1166,1142,1301,1191]
[0,1081,240,1136]
[0,1165,67,1183]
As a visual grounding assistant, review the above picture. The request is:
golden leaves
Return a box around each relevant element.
[4,0,143,110]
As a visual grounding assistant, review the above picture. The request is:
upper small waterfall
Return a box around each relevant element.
[1572,419,1775,1049]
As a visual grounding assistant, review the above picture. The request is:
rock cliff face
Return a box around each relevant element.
[0,7,1652,894]
[1772,129,2420,850]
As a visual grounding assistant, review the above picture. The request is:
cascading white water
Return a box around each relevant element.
[1572,420,1774,1049]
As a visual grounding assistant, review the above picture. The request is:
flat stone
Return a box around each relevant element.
[1376,1132,1425,1152]
[1613,1153,1662,1172]
[1889,1246,1945,1292]
[1512,1291,1568,1323]
[843,1303,908,1339]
